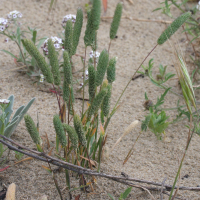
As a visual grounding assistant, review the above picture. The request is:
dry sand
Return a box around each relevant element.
[0,0,200,199]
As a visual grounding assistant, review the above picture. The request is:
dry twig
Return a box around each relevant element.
[1,135,200,194]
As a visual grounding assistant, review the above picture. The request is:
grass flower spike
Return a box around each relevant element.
[53,115,67,147]
[88,64,96,101]
[176,53,196,113]
[102,84,112,116]
[91,0,101,31]
[22,39,54,83]
[157,12,191,45]
[72,8,83,55]
[63,51,72,85]
[63,124,79,149]
[110,3,123,39]
[95,49,109,86]
[48,39,61,86]
[73,114,87,147]
[64,20,73,57]
[88,88,107,119]
[24,114,42,146]
[84,10,95,47]
[107,57,116,83]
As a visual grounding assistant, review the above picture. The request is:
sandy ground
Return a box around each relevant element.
[1,0,200,199]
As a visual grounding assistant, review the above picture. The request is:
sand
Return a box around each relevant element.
[0,0,200,199]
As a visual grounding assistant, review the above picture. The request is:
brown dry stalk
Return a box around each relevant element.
[101,16,172,24]
[1,135,200,194]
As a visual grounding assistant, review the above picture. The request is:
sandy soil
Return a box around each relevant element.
[1,0,200,199]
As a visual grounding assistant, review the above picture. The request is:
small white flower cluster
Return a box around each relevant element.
[79,82,83,89]
[0,18,8,32]
[41,36,64,55]
[197,1,200,10]
[40,74,44,83]
[82,69,89,80]
[7,10,22,19]
[62,14,76,27]
[89,51,100,59]
[0,99,10,104]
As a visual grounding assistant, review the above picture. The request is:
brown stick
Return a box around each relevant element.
[1,135,200,193]
[101,16,172,24]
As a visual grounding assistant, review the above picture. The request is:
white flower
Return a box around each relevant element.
[62,14,76,27]
[18,13,22,18]
[4,38,9,43]
[13,14,17,19]
[41,36,63,56]
[0,99,10,104]
[54,43,60,48]
[0,26,5,32]
[7,10,22,19]
[40,74,44,83]
[89,51,100,59]
[79,83,83,88]
[196,1,200,10]
[82,70,89,80]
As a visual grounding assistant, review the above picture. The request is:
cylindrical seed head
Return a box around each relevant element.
[157,12,191,45]
[88,64,96,101]
[48,39,61,86]
[72,8,83,55]
[24,114,42,145]
[73,114,87,147]
[64,20,73,57]
[53,115,67,147]
[107,57,116,83]
[22,39,54,83]
[95,49,109,86]
[63,123,78,149]
[110,3,123,39]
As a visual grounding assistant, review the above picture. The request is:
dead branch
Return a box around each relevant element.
[1,135,200,194]
[101,16,172,24]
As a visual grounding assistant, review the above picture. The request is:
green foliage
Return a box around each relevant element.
[22,39,54,83]
[102,84,112,117]
[48,39,61,86]
[64,20,73,57]
[63,124,78,149]
[107,57,116,83]
[91,0,101,31]
[0,21,46,74]
[110,3,123,39]
[84,10,95,47]
[88,64,96,101]
[142,108,169,140]
[88,89,107,119]
[53,115,67,147]
[156,64,175,83]
[157,12,191,45]
[72,8,83,55]
[24,114,42,146]
[1,96,35,138]
[95,49,109,86]
[154,87,171,110]
[108,187,132,200]
[73,114,87,147]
